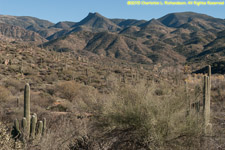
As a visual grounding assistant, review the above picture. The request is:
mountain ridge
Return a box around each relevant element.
[1,11,225,66]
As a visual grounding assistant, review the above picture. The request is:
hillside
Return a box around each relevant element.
[73,12,121,32]
[0,23,47,43]
[42,12,225,65]
[158,12,225,29]
[1,12,225,66]
[0,38,224,149]
[0,15,53,29]
[0,12,225,150]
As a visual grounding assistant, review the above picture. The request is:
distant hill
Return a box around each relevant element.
[158,12,225,29]
[0,15,62,38]
[52,21,76,29]
[111,19,147,28]
[73,12,121,32]
[1,12,225,65]
[0,23,47,43]
[42,12,225,64]
[0,15,53,29]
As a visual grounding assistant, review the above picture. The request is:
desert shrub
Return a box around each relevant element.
[26,114,89,150]
[0,86,11,103]
[61,70,76,80]
[73,85,103,113]
[31,91,54,108]
[90,80,203,148]
[44,73,58,83]
[7,65,20,73]
[55,81,82,102]
[23,66,38,76]
[4,79,25,95]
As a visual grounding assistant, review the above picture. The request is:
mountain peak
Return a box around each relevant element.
[73,12,121,32]
[88,12,103,17]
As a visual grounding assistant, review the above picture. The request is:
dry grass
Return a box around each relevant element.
[0,41,224,149]
[54,81,82,102]
[0,85,12,103]
[77,79,204,149]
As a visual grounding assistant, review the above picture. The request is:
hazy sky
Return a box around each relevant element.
[0,0,224,23]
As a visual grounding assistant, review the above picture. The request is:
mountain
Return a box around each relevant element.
[111,19,147,28]
[43,12,225,65]
[137,19,174,36]
[1,11,225,66]
[0,23,47,43]
[188,30,225,62]
[0,15,62,38]
[52,21,76,29]
[119,26,140,35]
[44,31,94,52]
[158,12,225,30]
[0,15,53,29]
[46,12,122,40]
[44,30,186,64]
[26,24,62,38]
[73,12,121,32]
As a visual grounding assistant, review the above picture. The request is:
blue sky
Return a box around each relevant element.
[0,0,224,23]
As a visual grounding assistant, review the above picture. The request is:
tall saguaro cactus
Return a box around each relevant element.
[12,83,47,141]
[24,83,30,135]
[203,65,212,134]
[207,65,211,111]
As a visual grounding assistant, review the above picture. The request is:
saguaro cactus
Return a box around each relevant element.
[207,65,211,109]
[203,65,212,134]
[24,83,30,135]
[12,83,47,141]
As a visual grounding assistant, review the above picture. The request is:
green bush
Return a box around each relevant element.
[93,80,203,148]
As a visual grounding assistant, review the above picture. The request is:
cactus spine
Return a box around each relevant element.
[24,83,30,135]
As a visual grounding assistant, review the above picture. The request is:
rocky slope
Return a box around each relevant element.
[0,23,47,43]
[1,12,225,65]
